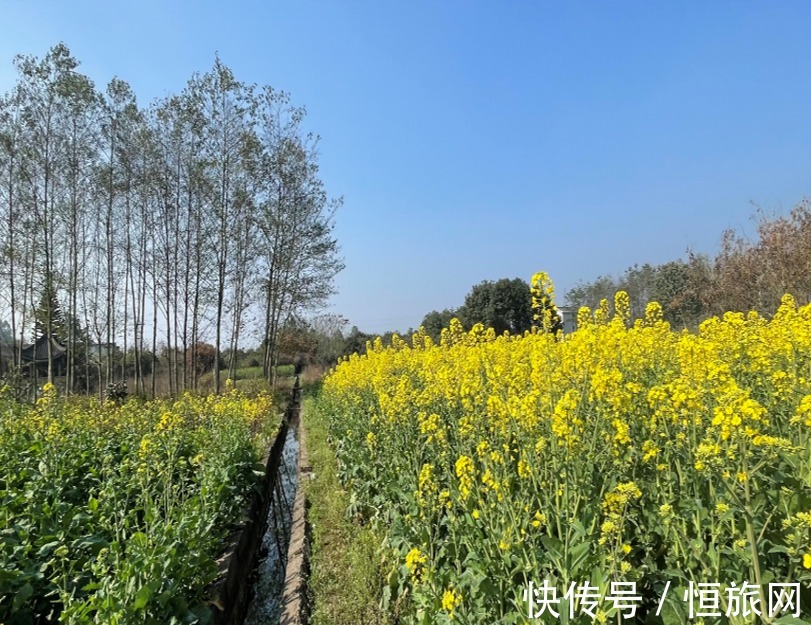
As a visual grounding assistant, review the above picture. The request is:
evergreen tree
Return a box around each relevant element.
[33,283,67,341]
[458,278,533,335]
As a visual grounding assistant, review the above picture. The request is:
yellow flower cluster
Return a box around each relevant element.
[454,455,475,501]
[405,547,428,580]
[441,587,462,619]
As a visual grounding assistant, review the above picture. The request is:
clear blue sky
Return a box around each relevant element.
[2,1,810,334]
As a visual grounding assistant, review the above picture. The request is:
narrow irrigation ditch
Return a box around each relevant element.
[210,376,311,625]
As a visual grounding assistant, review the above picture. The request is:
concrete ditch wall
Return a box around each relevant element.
[210,386,301,625]
[279,398,311,625]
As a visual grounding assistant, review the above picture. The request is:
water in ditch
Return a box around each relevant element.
[243,425,299,625]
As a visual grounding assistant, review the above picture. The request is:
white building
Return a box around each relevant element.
[557,306,579,334]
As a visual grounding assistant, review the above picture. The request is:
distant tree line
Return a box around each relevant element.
[251,313,372,368]
[420,278,532,342]
[0,43,343,395]
[417,276,561,345]
[265,278,558,365]
[565,201,811,328]
[406,202,811,353]
[308,200,811,364]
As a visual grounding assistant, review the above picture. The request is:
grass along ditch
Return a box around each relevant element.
[301,393,400,625]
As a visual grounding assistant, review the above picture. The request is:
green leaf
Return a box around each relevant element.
[37,540,61,556]
[134,581,158,610]
[568,540,591,573]
[569,519,588,538]
[659,587,687,625]
[73,535,108,555]
[540,535,563,559]
[13,582,34,610]
[380,582,392,610]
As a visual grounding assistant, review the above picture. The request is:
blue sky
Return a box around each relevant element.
[2,1,810,334]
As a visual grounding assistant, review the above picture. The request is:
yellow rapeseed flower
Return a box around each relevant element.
[442,588,462,619]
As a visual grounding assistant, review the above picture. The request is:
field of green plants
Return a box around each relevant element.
[0,383,276,624]
[321,275,811,624]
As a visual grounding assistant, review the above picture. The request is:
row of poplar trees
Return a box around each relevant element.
[0,43,344,395]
